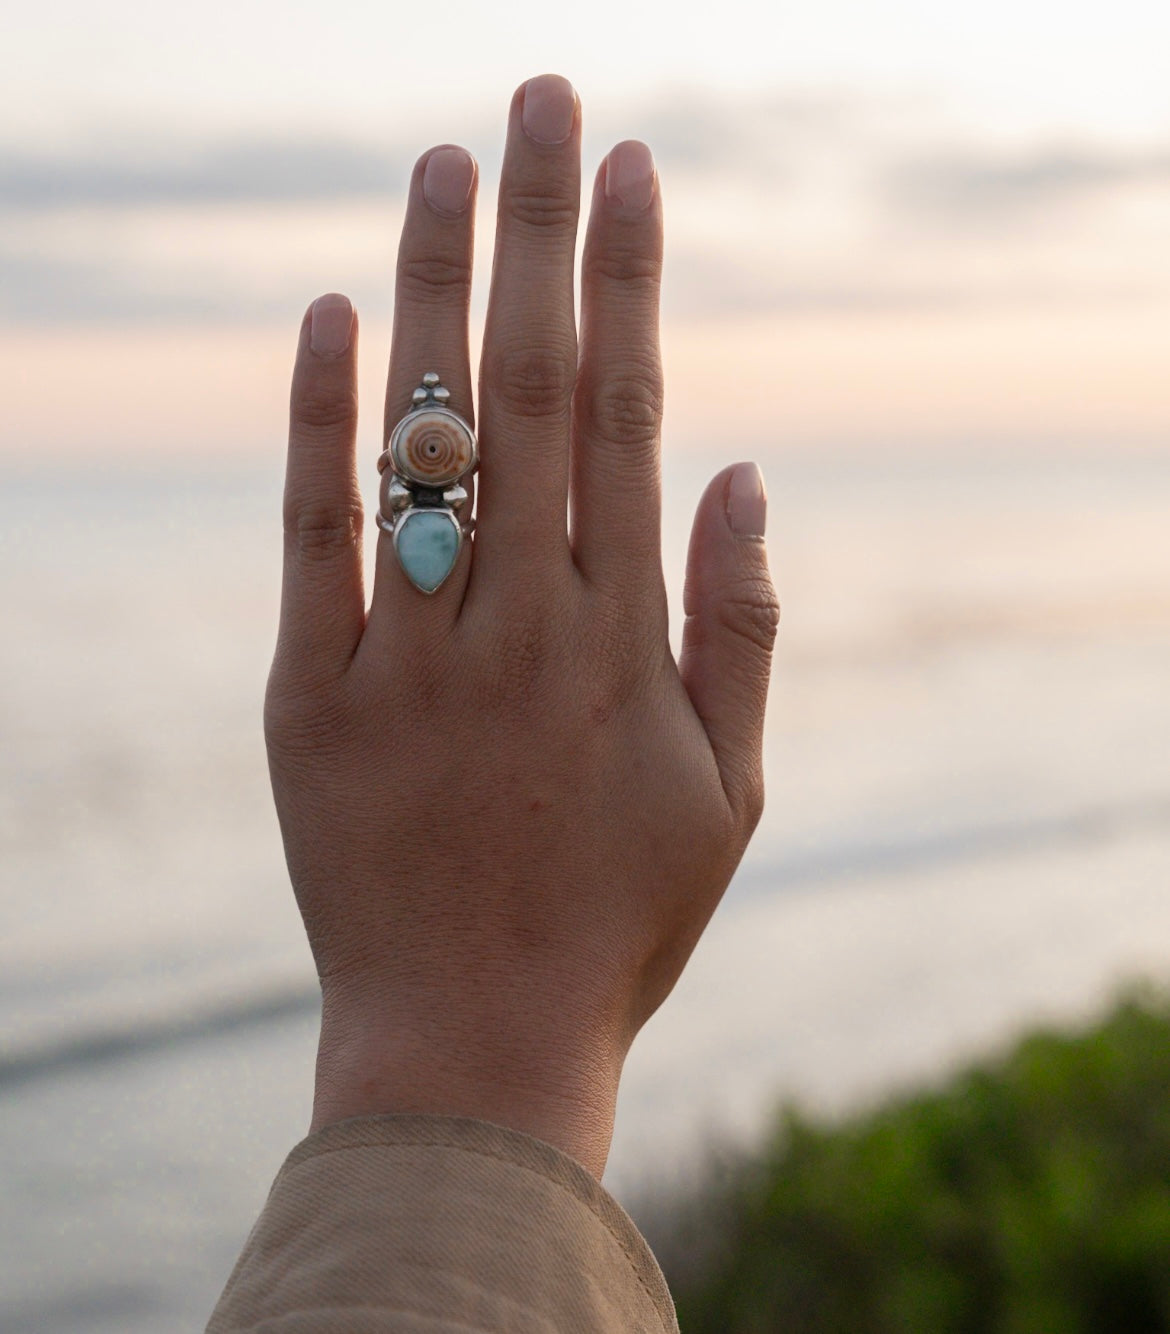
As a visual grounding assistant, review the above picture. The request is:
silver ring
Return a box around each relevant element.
[377,372,477,594]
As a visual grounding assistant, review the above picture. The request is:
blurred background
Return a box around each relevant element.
[2,1,1169,1329]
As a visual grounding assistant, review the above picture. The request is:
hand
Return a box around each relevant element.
[263,75,779,1178]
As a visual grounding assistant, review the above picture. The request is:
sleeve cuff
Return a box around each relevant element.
[208,1113,678,1333]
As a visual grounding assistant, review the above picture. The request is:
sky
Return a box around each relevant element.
[2,0,1169,460]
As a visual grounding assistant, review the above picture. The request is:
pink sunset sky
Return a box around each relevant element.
[3,0,1168,462]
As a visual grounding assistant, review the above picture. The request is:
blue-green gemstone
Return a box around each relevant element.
[396,509,460,593]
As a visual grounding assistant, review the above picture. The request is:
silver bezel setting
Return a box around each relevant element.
[385,505,464,596]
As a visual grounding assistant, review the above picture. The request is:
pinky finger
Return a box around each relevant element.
[274,294,366,686]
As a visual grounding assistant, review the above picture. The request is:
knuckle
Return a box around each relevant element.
[584,367,663,450]
[580,644,648,724]
[738,772,766,835]
[264,671,354,759]
[488,345,576,416]
[283,497,363,562]
[468,603,562,712]
[585,240,661,288]
[717,576,781,654]
[491,615,549,704]
[587,584,667,678]
[397,252,472,304]
[505,190,578,231]
[294,384,358,436]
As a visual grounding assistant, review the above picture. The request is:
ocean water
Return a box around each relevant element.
[2,445,1169,1331]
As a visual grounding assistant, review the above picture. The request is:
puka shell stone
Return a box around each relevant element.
[391,407,476,487]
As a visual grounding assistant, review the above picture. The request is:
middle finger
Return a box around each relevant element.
[474,75,581,590]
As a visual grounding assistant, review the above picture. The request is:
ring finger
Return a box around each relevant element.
[364,144,479,647]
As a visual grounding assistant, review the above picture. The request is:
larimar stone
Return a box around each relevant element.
[396,509,460,593]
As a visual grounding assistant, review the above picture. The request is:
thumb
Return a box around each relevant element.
[678,462,779,829]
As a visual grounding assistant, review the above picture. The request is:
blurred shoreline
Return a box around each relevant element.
[3,442,1169,1329]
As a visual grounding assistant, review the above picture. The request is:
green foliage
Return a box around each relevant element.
[659,988,1170,1334]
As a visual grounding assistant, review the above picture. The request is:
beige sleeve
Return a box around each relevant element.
[207,1113,678,1333]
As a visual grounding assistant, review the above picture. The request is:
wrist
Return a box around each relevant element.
[311,990,625,1179]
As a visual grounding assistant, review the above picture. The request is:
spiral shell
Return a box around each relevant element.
[391,408,476,487]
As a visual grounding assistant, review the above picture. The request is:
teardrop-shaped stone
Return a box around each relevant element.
[396,508,460,593]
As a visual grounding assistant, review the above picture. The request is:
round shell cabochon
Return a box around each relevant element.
[391,408,477,487]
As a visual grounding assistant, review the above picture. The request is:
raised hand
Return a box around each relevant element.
[264,75,779,1178]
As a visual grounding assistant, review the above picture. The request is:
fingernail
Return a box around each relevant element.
[605,140,656,210]
[423,147,475,217]
[522,74,575,145]
[309,294,353,358]
[727,463,767,537]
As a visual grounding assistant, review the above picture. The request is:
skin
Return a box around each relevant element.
[265,75,780,1180]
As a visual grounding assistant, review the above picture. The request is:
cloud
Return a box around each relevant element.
[7,238,1157,328]
[0,249,295,322]
[663,251,953,317]
[3,89,1168,326]
[4,85,1168,225]
[587,86,874,175]
[0,87,874,211]
[0,138,414,209]
[885,143,1170,218]
[663,249,1163,320]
